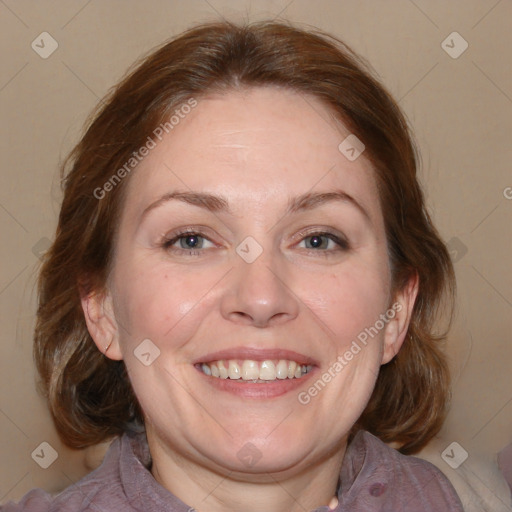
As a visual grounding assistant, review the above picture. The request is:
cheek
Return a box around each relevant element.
[113,261,220,352]
[295,259,391,349]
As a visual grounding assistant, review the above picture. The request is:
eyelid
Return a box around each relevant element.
[161,226,220,250]
[166,233,215,249]
[162,225,217,240]
[292,227,350,250]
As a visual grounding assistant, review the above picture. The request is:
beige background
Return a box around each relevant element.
[1,1,511,510]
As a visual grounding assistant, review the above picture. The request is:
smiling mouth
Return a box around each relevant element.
[197,359,314,382]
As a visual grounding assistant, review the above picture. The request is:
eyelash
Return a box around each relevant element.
[161,229,213,256]
[295,230,350,253]
[161,229,350,256]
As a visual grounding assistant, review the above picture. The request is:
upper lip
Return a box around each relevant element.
[193,346,318,366]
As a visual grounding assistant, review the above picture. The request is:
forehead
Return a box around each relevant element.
[123,87,381,221]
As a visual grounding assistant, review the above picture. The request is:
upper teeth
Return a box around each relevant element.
[200,360,312,381]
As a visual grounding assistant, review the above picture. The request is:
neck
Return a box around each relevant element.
[148,433,345,512]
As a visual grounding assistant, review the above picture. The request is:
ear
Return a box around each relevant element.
[381,272,419,365]
[80,288,123,361]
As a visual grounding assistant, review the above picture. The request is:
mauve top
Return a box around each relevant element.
[1,429,464,511]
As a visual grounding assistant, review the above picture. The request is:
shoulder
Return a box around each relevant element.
[1,489,52,512]
[340,430,465,511]
[0,435,132,512]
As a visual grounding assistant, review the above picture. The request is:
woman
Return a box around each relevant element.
[3,21,463,511]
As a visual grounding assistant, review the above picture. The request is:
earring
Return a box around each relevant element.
[104,338,113,355]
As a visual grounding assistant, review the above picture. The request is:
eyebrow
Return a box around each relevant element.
[288,190,371,224]
[141,191,231,220]
[140,189,371,224]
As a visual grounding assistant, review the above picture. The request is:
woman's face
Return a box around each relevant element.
[87,87,413,476]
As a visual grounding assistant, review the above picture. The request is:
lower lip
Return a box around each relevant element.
[196,367,317,399]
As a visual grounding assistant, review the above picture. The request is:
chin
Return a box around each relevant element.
[197,429,318,477]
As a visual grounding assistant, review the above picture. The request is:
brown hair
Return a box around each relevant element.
[34,20,455,454]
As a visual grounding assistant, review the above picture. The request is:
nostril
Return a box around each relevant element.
[230,311,255,323]
[228,310,279,328]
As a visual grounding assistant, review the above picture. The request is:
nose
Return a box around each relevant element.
[220,252,300,328]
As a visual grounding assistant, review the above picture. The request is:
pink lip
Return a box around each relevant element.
[193,346,318,366]
[193,346,319,400]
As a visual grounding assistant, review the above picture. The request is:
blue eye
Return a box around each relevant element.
[304,235,330,249]
[163,232,215,253]
[299,233,348,251]
[178,234,204,249]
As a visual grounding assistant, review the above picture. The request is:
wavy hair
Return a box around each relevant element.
[34,20,455,454]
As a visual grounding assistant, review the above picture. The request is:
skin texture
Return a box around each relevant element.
[82,87,418,512]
